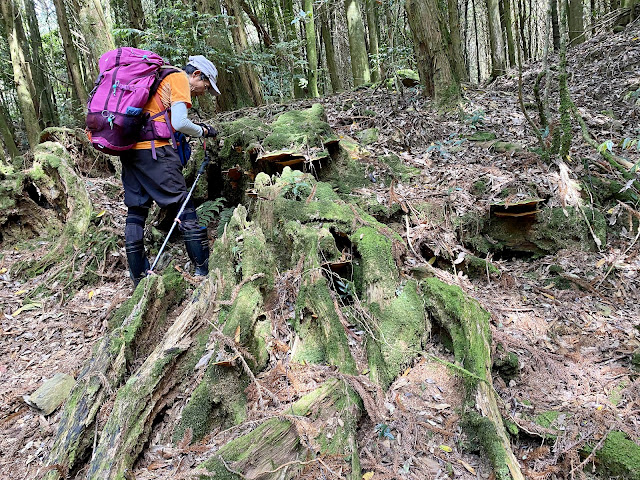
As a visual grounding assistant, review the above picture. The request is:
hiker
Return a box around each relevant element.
[122,55,220,286]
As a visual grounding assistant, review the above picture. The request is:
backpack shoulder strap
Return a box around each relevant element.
[150,66,182,97]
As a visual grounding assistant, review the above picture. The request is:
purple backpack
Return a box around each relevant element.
[86,47,177,155]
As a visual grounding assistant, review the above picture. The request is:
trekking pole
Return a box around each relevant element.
[148,139,211,274]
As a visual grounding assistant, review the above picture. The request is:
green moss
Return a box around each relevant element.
[464,255,500,279]
[534,410,560,429]
[463,412,511,480]
[356,128,379,146]
[378,154,420,183]
[608,381,627,406]
[421,278,491,385]
[471,179,488,196]
[589,431,640,480]
[263,104,332,151]
[465,131,497,142]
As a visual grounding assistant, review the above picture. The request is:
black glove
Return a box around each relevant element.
[198,123,218,138]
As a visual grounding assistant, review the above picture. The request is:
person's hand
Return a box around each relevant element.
[198,123,218,138]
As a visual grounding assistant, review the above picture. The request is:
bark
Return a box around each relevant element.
[344,0,371,86]
[365,0,381,82]
[45,271,186,480]
[303,0,320,97]
[0,0,41,149]
[75,0,115,79]
[23,0,58,127]
[241,0,273,47]
[320,5,343,93]
[198,0,255,111]
[472,0,482,83]
[226,0,264,105]
[264,0,280,44]
[405,0,460,103]
[51,0,88,107]
[551,0,561,51]
[503,0,517,66]
[485,0,507,77]
[568,0,585,45]
[126,0,146,46]
[282,0,305,98]
[0,101,19,159]
[447,0,468,82]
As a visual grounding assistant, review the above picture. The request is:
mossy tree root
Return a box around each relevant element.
[11,141,93,276]
[44,271,186,480]
[422,278,524,480]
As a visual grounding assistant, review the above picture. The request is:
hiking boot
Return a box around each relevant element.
[183,228,210,276]
[125,239,150,287]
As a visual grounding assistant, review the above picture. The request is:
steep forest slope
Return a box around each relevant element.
[1,24,639,480]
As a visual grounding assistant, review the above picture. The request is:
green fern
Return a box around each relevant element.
[216,207,235,237]
[196,197,226,227]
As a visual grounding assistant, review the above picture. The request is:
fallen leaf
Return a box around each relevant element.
[88,290,95,300]
[0,268,6,274]
[439,445,452,453]
[12,302,42,317]
[458,459,476,474]
[234,326,241,344]
[96,210,106,218]
[15,290,27,295]
[595,258,606,268]
[402,366,411,377]
[362,472,374,480]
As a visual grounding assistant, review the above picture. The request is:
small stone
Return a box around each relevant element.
[23,373,75,415]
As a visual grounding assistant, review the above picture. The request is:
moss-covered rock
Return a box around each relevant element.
[591,431,640,480]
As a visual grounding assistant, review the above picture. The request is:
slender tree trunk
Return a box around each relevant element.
[447,0,468,81]
[303,0,319,97]
[551,0,561,50]
[126,0,146,46]
[52,0,88,108]
[365,0,381,82]
[503,0,517,66]
[283,0,305,98]
[405,0,460,103]
[74,0,115,79]
[242,0,273,47]
[198,0,254,110]
[568,0,585,44]
[518,0,529,60]
[264,0,280,43]
[226,0,264,105]
[23,0,58,127]
[473,0,482,83]
[344,0,371,86]
[0,101,20,158]
[320,5,343,93]
[485,0,507,77]
[0,0,41,148]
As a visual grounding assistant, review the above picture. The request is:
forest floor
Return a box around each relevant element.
[1,25,639,480]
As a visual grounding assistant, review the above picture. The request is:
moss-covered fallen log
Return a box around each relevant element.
[44,270,186,479]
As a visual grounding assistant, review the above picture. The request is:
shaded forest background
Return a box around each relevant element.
[1,0,639,155]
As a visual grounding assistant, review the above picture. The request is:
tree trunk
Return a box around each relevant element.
[503,0,517,66]
[303,0,320,97]
[568,0,585,45]
[264,0,280,44]
[0,0,41,149]
[241,0,273,47]
[23,0,58,127]
[405,0,460,103]
[485,0,507,77]
[344,0,371,86]
[126,0,146,46]
[226,0,264,105]
[282,0,305,98]
[365,0,381,82]
[447,0,468,82]
[320,5,343,93]
[0,101,20,159]
[551,0,561,50]
[51,0,88,108]
[198,0,255,111]
[75,0,115,79]
[472,0,482,83]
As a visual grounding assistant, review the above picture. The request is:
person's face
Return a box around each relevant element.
[188,70,211,97]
